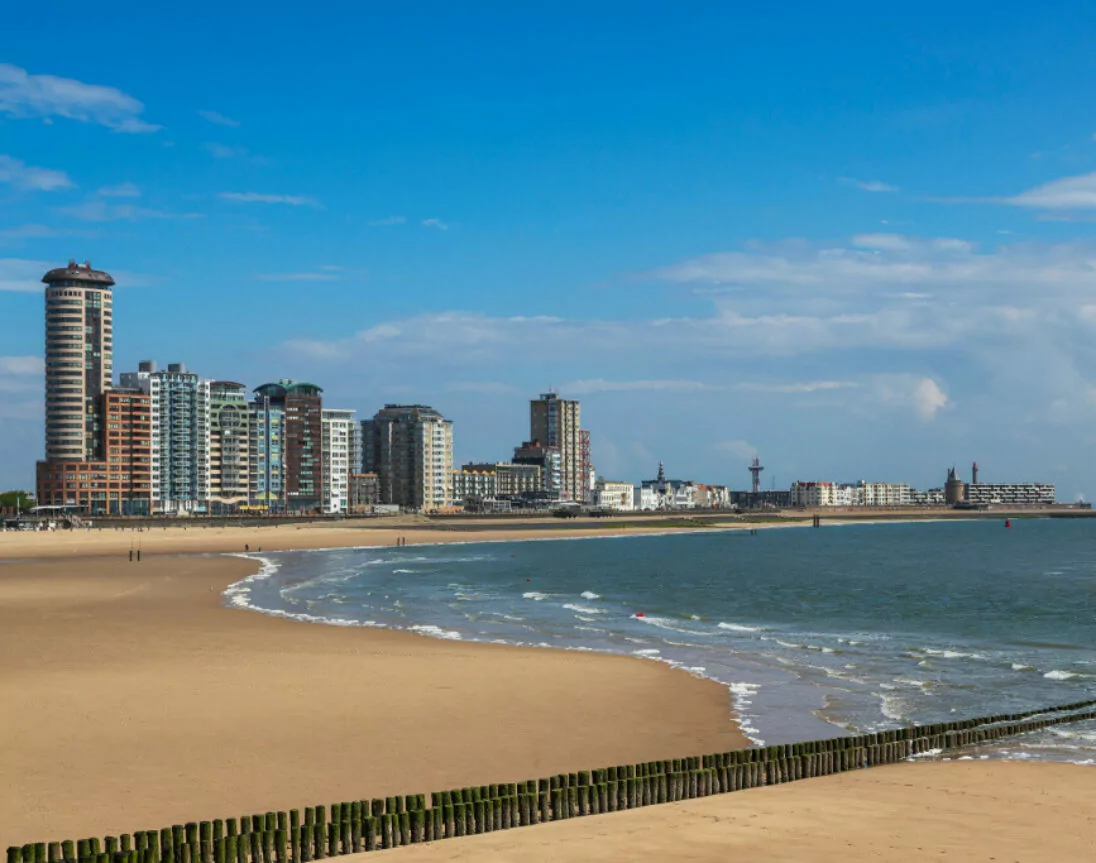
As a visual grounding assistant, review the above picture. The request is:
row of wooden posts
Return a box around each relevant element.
[10,699,1096,861]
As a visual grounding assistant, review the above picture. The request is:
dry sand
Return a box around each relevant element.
[369,761,1096,862]
[0,555,744,847]
[4,521,1095,861]
[0,517,749,560]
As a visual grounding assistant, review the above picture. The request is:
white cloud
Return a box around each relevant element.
[1004,171,1096,209]
[445,381,520,394]
[59,201,201,222]
[0,356,43,376]
[0,63,159,133]
[871,375,950,420]
[368,216,406,226]
[839,177,899,193]
[713,439,760,462]
[732,381,859,394]
[422,218,449,230]
[97,181,140,198]
[0,155,73,191]
[218,192,319,206]
[198,110,240,128]
[0,258,50,291]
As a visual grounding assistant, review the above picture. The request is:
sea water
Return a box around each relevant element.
[225,519,1096,762]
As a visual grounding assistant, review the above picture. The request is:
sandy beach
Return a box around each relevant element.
[3,521,1095,861]
[0,554,743,847]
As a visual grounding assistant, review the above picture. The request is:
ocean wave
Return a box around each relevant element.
[632,648,661,656]
[717,622,761,633]
[634,615,711,636]
[522,591,549,601]
[580,591,601,600]
[562,603,604,615]
[393,569,415,574]
[408,624,462,640]
[1011,663,1037,672]
[921,648,985,661]
[1044,669,1080,681]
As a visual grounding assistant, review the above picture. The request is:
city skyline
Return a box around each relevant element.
[4,5,1096,496]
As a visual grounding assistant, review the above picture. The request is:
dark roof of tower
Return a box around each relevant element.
[42,260,115,287]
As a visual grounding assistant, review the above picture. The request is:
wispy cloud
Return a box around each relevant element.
[0,154,73,191]
[0,356,43,376]
[713,439,760,462]
[97,181,140,198]
[1003,171,1096,209]
[422,218,449,230]
[368,215,406,226]
[198,110,240,128]
[218,192,319,206]
[0,258,51,292]
[0,224,85,241]
[254,271,341,282]
[204,143,249,159]
[839,176,899,193]
[563,379,714,395]
[0,63,159,133]
[59,201,201,222]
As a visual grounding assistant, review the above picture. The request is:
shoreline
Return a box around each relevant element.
[0,553,746,847]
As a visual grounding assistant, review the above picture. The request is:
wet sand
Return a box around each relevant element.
[0,554,744,847]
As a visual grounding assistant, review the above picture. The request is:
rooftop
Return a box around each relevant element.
[42,260,115,287]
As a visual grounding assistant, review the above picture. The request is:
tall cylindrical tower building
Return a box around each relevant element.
[42,260,114,462]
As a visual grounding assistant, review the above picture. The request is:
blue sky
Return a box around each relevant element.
[4,2,1096,496]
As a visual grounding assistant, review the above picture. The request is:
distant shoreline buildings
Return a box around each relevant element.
[31,261,1062,516]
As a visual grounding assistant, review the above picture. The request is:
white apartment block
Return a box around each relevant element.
[857,482,912,506]
[635,486,660,511]
[120,361,211,514]
[321,408,356,514]
[790,481,857,507]
[595,479,635,511]
[966,483,1055,506]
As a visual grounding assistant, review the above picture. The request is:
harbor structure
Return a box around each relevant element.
[42,261,114,462]
[321,408,356,513]
[362,404,454,511]
[208,381,250,513]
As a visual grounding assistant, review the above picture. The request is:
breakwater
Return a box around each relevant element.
[10,700,1096,861]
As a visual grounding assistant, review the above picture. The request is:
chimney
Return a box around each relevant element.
[972,461,979,485]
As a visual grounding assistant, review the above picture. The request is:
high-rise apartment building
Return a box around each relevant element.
[529,393,583,501]
[42,261,114,462]
[121,361,211,514]
[250,381,324,512]
[362,405,453,511]
[209,381,251,513]
[321,408,356,514]
[249,385,287,511]
[36,388,152,514]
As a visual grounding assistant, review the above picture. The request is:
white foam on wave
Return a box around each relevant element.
[632,648,661,656]
[1011,663,1037,672]
[1045,669,1080,681]
[580,591,601,600]
[922,648,985,661]
[718,622,761,633]
[393,569,415,574]
[408,624,462,641]
[562,603,604,615]
[522,591,549,601]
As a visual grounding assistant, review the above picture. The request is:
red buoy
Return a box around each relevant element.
[1005,519,1011,528]
[636,612,645,618]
